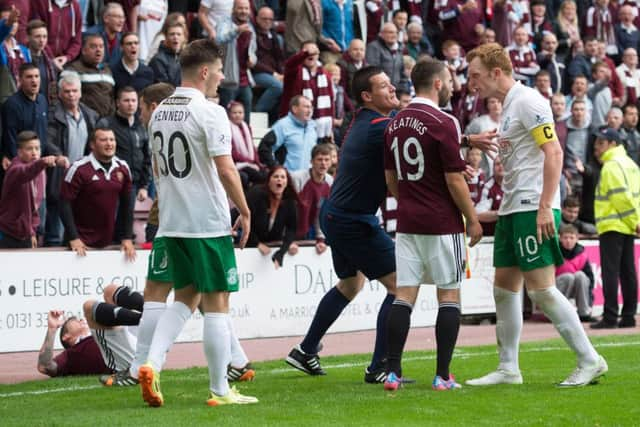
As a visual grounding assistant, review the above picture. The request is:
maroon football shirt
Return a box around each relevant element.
[384,97,466,235]
[53,335,111,376]
[61,154,132,247]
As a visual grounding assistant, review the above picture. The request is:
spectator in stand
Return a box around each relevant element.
[583,0,618,57]
[561,195,597,237]
[6,0,29,45]
[465,146,485,203]
[507,26,540,85]
[567,36,597,84]
[556,0,580,63]
[365,23,406,89]
[324,62,353,145]
[465,96,502,175]
[491,0,530,48]
[619,103,640,165]
[565,75,593,119]
[320,0,353,63]
[0,4,30,86]
[89,2,125,67]
[365,0,385,43]
[534,70,553,100]
[392,9,409,46]
[615,48,640,108]
[198,0,233,41]
[32,0,82,71]
[565,99,591,192]
[588,61,613,131]
[0,131,64,248]
[594,39,625,105]
[229,101,266,189]
[1,64,50,172]
[79,0,102,32]
[337,38,366,105]
[45,71,99,247]
[442,39,467,86]
[434,0,484,52]
[552,93,568,144]
[281,41,334,141]
[260,95,318,172]
[26,20,58,107]
[290,142,334,253]
[284,0,323,55]
[96,86,150,225]
[145,11,186,62]
[135,0,168,62]
[66,33,116,118]
[60,127,135,259]
[111,32,154,94]
[239,165,299,268]
[481,28,496,45]
[148,20,184,87]
[253,6,285,124]
[537,32,565,94]
[396,89,412,109]
[529,0,557,53]
[591,127,640,329]
[216,0,256,124]
[475,155,505,236]
[615,5,639,55]
[556,224,596,322]
[404,22,433,60]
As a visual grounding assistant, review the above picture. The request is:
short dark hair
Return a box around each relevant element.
[90,126,114,143]
[562,195,581,208]
[411,57,446,93]
[82,33,103,47]
[623,103,638,114]
[311,143,337,158]
[559,223,579,236]
[392,9,408,18]
[121,31,138,44]
[351,66,385,105]
[535,70,551,79]
[59,317,77,349]
[26,19,47,35]
[140,83,175,106]
[116,85,137,100]
[17,130,39,149]
[179,39,223,73]
[19,63,39,77]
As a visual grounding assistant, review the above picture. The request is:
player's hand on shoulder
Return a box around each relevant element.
[466,220,483,247]
[69,238,87,257]
[121,239,136,262]
[470,129,499,157]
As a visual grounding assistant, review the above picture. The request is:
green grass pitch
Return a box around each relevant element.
[1,334,639,426]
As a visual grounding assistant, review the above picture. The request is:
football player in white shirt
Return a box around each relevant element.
[464,43,607,387]
[138,39,257,407]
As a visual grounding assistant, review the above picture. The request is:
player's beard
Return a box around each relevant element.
[438,86,451,108]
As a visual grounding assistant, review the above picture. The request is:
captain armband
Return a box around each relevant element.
[530,124,557,146]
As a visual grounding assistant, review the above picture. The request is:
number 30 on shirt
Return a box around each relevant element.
[391,136,425,181]
[153,130,192,179]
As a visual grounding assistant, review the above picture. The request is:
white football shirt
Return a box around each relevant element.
[150,87,233,237]
[497,82,561,215]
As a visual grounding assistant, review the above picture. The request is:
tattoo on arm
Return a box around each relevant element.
[37,329,58,376]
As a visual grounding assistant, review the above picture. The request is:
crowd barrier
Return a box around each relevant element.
[1,239,638,353]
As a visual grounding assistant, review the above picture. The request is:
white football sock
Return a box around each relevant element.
[528,287,599,366]
[146,301,192,372]
[494,287,523,373]
[204,313,231,396]
[130,301,166,378]
[227,317,249,368]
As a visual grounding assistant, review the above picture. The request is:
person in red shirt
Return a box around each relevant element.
[0,131,65,248]
[37,283,143,383]
[382,57,482,391]
[60,127,136,260]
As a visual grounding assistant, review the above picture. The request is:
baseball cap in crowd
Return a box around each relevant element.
[594,127,624,144]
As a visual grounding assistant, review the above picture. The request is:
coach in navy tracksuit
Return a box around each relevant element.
[286,66,399,384]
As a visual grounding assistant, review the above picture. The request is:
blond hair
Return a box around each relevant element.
[466,43,513,75]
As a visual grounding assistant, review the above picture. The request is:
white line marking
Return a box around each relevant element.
[1,340,638,398]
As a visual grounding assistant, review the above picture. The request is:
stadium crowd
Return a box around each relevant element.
[0,0,639,321]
